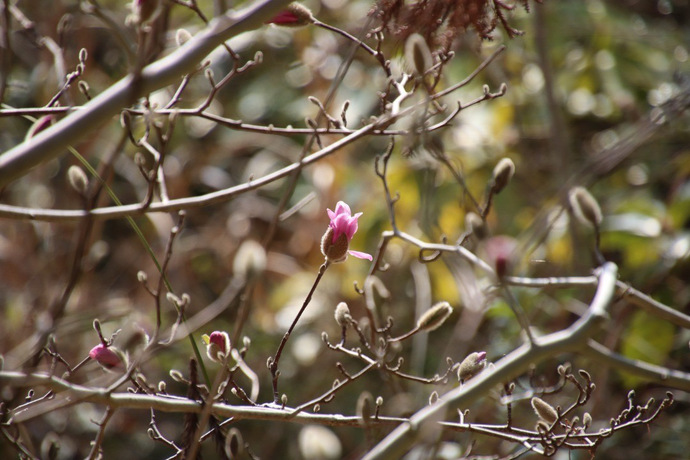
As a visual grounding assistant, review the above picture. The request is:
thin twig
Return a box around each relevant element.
[269,261,330,403]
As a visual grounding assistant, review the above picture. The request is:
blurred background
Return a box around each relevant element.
[1,0,689,458]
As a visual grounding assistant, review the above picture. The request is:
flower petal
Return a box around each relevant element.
[330,213,350,242]
[348,250,373,261]
[334,201,351,217]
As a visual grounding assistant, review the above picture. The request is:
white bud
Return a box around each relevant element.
[417,302,453,332]
[175,28,192,47]
[490,158,515,194]
[569,186,603,227]
[233,240,267,281]
[298,425,342,460]
[67,165,89,196]
[334,302,352,327]
[404,33,433,77]
[531,397,558,425]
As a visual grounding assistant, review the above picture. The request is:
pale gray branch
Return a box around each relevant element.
[584,340,690,391]
[506,274,690,329]
[0,0,293,187]
[362,262,619,460]
[0,370,406,427]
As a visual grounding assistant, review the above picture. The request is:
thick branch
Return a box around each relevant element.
[0,369,406,427]
[0,0,293,187]
[362,262,619,460]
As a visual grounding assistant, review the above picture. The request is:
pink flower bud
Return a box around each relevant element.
[266,3,314,27]
[89,344,123,370]
[203,331,231,363]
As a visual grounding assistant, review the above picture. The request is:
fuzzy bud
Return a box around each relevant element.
[404,33,433,78]
[583,412,592,428]
[233,240,267,281]
[25,115,55,140]
[356,391,373,425]
[569,186,603,227]
[89,344,124,370]
[175,28,192,47]
[320,227,349,263]
[490,158,515,194]
[67,165,89,196]
[203,331,231,363]
[225,427,244,459]
[334,302,353,327]
[531,397,558,425]
[465,212,488,240]
[169,369,185,383]
[417,302,453,332]
[457,351,487,383]
[266,3,314,27]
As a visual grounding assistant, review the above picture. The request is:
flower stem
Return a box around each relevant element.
[269,261,330,403]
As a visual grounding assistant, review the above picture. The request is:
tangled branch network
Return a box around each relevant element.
[0,0,688,459]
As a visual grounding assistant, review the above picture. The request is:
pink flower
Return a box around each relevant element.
[321,201,372,263]
[89,344,123,370]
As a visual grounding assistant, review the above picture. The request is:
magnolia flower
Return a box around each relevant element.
[89,344,124,370]
[320,201,372,263]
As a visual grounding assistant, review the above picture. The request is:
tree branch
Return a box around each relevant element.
[0,0,293,187]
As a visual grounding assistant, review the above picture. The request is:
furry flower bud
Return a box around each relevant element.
[356,391,373,425]
[25,115,55,140]
[490,158,515,194]
[417,302,453,332]
[67,165,89,196]
[321,226,349,263]
[531,397,558,425]
[569,186,603,227]
[404,33,433,78]
[233,240,267,281]
[457,351,487,383]
[465,212,488,240]
[334,302,353,327]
